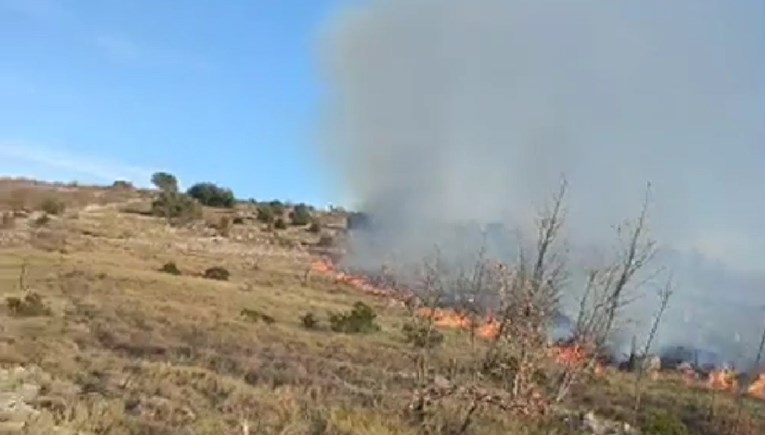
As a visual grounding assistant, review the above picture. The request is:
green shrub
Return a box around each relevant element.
[329,302,380,334]
[267,200,285,216]
[289,203,312,226]
[257,206,275,224]
[33,213,51,227]
[402,322,444,348]
[39,198,66,215]
[273,218,287,230]
[151,191,202,223]
[151,172,178,193]
[301,312,319,329]
[6,293,51,317]
[160,262,181,275]
[643,411,689,435]
[187,182,236,208]
[204,266,230,281]
[112,180,134,189]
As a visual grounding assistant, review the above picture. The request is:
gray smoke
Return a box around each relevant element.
[320,0,765,366]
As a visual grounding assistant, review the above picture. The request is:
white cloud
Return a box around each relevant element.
[0,142,155,187]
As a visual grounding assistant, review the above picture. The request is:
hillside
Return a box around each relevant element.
[0,180,763,435]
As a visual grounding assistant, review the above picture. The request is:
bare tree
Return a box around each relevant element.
[633,275,674,423]
[556,183,657,403]
[729,320,765,435]
[399,180,663,432]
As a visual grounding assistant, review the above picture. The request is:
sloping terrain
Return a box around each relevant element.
[0,183,763,434]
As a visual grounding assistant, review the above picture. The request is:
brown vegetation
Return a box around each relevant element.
[0,179,762,434]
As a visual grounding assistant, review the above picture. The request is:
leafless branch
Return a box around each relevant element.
[633,274,674,423]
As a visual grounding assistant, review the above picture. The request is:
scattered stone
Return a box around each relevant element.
[0,367,43,430]
[557,408,640,435]
[433,375,451,390]
[645,355,662,372]
[581,411,640,435]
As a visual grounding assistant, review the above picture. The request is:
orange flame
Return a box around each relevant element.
[707,368,739,392]
[681,368,699,386]
[312,259,601,370]
[552,345,588,367]
[747,373,765,400]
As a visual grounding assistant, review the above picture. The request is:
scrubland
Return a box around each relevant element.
[0,179,763,435]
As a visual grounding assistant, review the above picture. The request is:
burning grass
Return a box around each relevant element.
[0,186,764,434]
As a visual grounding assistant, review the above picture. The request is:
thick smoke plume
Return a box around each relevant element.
[320,0,765,365]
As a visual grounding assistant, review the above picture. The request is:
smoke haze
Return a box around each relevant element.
[320,0,765,364]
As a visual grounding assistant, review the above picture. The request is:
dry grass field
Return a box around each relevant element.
[0,180,764,435]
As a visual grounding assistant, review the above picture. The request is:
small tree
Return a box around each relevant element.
[151,172,178,193]
[257,206,275,224]
[274,218,287,230]
[204,266,230,281]
[267,200,285,216]
[151,191,202,224]
[38,198,65,215]
[290,203,312,226]
[187,182,236,208]
[329,302,380,334]
[112,180,134,189]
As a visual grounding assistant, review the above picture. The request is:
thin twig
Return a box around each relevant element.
[633,274,673,425]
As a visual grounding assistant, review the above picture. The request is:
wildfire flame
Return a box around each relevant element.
[552,345,589,368]
[747,373,765,400]
[707,368,739,392]
[313,258,765,398]
[311,258,598,369]
[681,367,699,386]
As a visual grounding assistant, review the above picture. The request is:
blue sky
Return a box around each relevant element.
[0,0,357,206]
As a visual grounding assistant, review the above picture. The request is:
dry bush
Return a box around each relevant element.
[274,218,287,230]
[300,312,320,329]
[1,211,15,229]
[203,266,230,281]
[29,227,68,254]
[308,220,321,233]
[215,215,233,237]
[317,234,335,247]
[160,262,182,275]
[38,197,66,215]
[397,181,669,434]
[402,322,444,349]
[241,308,275,324]
[329,302,380,334]
[6,292,52,317]
[32,213,51,227]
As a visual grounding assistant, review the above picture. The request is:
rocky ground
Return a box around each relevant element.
[0,181,763,434]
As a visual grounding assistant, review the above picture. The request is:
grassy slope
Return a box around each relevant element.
[0,191,763,434]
